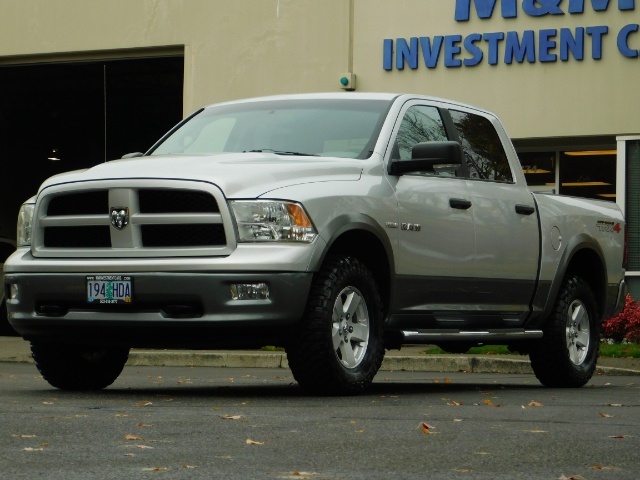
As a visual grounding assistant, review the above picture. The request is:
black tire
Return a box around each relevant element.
[529,275,599,388]
[31,343,130,391]
[286,255,385,395]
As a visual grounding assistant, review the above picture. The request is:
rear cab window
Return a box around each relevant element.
[449,110,513,183]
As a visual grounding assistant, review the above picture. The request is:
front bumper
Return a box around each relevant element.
[4,271,312,348]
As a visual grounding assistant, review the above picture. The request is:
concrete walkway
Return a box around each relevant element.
[2,336,639,376]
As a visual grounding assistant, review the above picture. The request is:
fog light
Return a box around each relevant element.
[10,284,19,300]
[230,283,269,300]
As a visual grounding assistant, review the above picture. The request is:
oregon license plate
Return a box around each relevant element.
[87,275,132,304]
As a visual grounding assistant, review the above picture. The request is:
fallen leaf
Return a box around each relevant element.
[221,414,242,420]
[125,434,143,441]
[590,465,616,470]
[142,467,167,471]
[419,422,434,434]
[115,414,130,417]
[135,401,153,407]
[23,447,44,451]
[246,439,264,445]
[444,378,452,383]
[182,465,198,469]
[42,402,54,405]
[608,435,629,439]
[483,399,495,407]
[137,423,153,427]
[448,400,463,406]
[598,413,614,418]
[528,401,543,407]
[137,445,154,449]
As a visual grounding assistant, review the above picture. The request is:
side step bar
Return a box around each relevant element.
[401,329,543,343]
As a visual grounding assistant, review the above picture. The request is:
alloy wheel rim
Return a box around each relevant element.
[565,299,590,366]
[331,286,370,369]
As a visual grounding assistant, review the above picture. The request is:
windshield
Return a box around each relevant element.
[149,98,391,159]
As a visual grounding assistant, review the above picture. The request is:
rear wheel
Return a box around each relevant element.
[529,275,599,388]
[286,255,384,395]
[31,343,130,391]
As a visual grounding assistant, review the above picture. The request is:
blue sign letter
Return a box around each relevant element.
[618,24,639,57]
[463,33,485,66]
[522,0,564,17]
[504,30,536,63]
[586,25,609,59]
[539,29,558,62]
[420,36,444,68]
[483,32,506,64]
[560,28,585,61]
[569,0,636,13]
[396,38,419,70]
[383,39,394,70]
[455,0,517,21]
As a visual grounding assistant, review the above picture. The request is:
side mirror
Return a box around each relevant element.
[121,152,145,159]
[388,141,463,176]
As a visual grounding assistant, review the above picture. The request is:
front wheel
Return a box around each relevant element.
[286,255,384,395]
[31,343,130,391]
[529,275,599,388]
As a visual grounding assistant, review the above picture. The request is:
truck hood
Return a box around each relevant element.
[39,152,363,198]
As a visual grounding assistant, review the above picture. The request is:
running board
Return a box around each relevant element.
[401,329,543,343]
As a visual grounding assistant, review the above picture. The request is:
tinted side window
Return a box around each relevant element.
[449,110,513,182]
[394,106,448,160]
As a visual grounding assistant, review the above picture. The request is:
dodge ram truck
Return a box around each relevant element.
[3,93,627,394]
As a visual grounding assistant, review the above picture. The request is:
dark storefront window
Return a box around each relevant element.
[559,151,617,201]
[0,55,184,242]
[518,149,617,201]
[519,151,556,193]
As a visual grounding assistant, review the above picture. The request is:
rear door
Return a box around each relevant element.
[447,107,539,324]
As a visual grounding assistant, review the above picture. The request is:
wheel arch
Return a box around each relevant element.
[309,215,394,319]
[539,234,607,325]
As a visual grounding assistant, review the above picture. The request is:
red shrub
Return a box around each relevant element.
[601,294,640,343]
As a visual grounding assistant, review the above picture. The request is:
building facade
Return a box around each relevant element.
[1,0,639,292]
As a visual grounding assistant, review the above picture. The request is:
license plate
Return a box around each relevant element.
[87,275,132,304]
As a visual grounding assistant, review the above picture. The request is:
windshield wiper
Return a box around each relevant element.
[244,149,318,157]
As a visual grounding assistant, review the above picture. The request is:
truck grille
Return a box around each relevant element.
[33,181,234,258]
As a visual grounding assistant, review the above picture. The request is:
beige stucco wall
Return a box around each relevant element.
[0,0,352,113]
[1,0,638,139]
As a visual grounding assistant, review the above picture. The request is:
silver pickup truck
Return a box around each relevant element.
[3,93,627,394]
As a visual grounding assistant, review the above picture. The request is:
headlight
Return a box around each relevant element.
[229,200,317,243]
[17,200,35,247]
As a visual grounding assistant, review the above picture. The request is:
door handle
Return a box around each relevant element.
[450,198,472,210]
[515,204,535,215]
